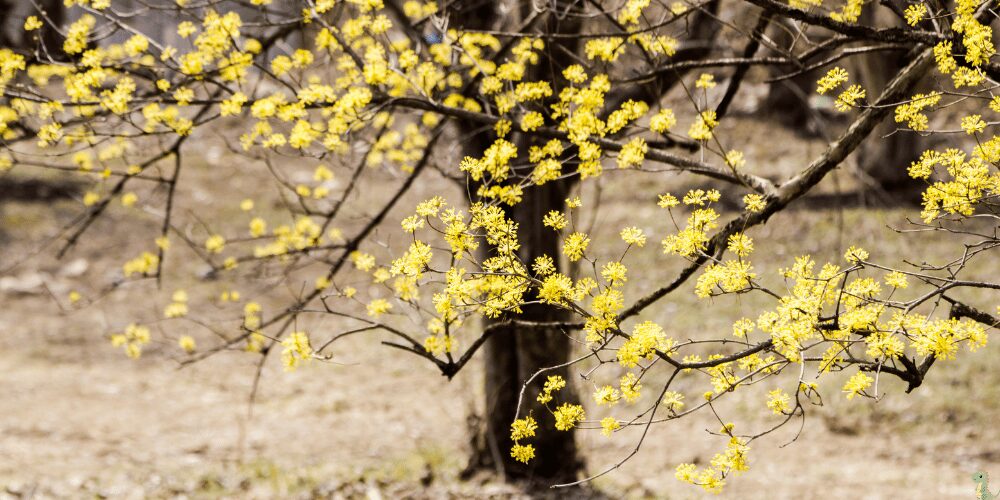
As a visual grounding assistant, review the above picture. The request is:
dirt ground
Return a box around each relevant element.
[2,112,999,499]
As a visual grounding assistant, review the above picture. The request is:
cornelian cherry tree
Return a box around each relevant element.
[2,0,999,492]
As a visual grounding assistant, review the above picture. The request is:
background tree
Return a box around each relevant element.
[1,0,998,494]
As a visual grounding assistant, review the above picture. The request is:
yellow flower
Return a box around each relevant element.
[618,321,674,367]
[510,416,538,440]
[688,110,718,141]
[904,4,926,26]
[562,232,590,262]
[121,192,138,207]
[620,226,646,247]
[220,93,247,116]
[177,21,196,38]
[124,34,149,56]
[112,323,151,359]
[725,150,746,169]
[658,193,679,208]
[600,417,620,437]
[727,233,753,257]
[961,114,987,135]
[24,16,43,31]
[205,234,226,254]
[732,318,754,338]
[620,372,641,402]
[562,64,587,83]
[537,375,566,404]
[63,16,95,55]
[178,335,196,353]
[510,444,535,463]
[662,391,685,411]
[367,298,392,317]
[543,210,567,230]
[616,137,647,168]
[594,385,621,406]
[520,111,544,132]
[835,85,866,112]
[884,271,909,289]
[842,371,873,399]
[844,245,868,263]
[601,261,628,285]
[281,331,312,371]
[83,191,100,206]
[164,301,188,318]
[538,273,573,305]
[830,0,864,23]
[553,403,585,430]
[649,109,676,134]
[743,193,766,213]
[816,67,849,95]
[766,389,791,414]
[584,37,625,61]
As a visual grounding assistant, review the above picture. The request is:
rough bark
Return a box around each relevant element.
[764,3,924,198]
[762,17,824,133]
[852,3,924,199]
[455,0,585,484]
[471,180,584,484]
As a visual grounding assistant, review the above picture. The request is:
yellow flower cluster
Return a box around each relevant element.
[661,199,720,258]
[687,110,718,141]
[815,67,849,95]
[893,92,941,131]
[281,331,312,371]
[904,4,927,26]
[164,289,189,318]
[757,256,840,362]
[617,321,674,367]
[553,403,586,431]
[908,145,1000,222]
[509,415,537,463]
[766,389,791,414]
[830,0,864,23]
[834,84,865,112]
[110,323,151,359]
[675,425,750,493]
[537,375,566,404]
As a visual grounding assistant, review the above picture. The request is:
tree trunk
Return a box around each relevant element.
[853,3,924,199]
[762,17,824,134]
[0,0,63,53]
[764,3,924,198]
[451,0,585,484]
[472,180,584,484]
[38,0,64,58]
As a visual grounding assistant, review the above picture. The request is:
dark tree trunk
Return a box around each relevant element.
[0,0,62,53]
[853,3,924,200]
[764,3,924,199]
[38,0,64,59]
[471,180,584,484]
[452,0,584,485]
[762,17,824,134]
[0,0,19,49]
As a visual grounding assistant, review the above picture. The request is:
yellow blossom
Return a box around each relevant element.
[600,417,620,437]
[553,403,585,430]
[24,16,43,31]
[178,335,196,353]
